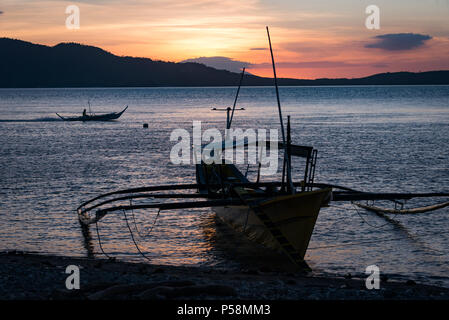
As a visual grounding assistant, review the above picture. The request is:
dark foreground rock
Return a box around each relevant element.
[0,251,448,300]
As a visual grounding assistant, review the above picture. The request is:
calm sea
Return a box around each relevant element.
[0,86,448,286]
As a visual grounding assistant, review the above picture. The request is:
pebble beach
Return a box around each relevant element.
[1,251,448,300]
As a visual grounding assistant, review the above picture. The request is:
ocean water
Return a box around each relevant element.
[0,86,448,287]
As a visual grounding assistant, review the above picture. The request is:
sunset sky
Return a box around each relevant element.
[1,0,449,79]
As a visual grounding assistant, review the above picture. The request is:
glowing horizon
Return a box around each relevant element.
[1,0,449,79]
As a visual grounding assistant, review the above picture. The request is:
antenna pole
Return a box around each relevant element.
[228,67,245,129]
[266,26,294,193]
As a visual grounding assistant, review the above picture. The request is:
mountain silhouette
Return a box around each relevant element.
[0,38,448,87]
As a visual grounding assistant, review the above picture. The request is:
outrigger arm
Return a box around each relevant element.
[76,182,449,225]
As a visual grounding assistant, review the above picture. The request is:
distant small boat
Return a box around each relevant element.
[56,106,128,121]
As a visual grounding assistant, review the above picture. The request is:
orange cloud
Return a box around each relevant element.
[1,0,448,79]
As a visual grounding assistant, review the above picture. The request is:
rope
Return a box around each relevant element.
[95,221,112,260]
[129,198,161,239]
[93,207,161,262]
[122,209,153,262]
[352,203,392,229]
[329,203,392,229]
[308,229,449,251]
[242,207,251,232]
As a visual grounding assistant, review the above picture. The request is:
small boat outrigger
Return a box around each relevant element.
[76,28,449,269]
[56,106,128,121]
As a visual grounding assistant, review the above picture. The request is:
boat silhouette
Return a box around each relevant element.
[56,106,128,121]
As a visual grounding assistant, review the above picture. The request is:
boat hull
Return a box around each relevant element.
[56,106,128,121]
[213,188,331,260]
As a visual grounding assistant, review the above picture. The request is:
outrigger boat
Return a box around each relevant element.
[56,105,128,121]
[76,27,449,269]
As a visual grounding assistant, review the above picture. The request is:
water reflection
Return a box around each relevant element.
[0,86,448,286]
[200,214,297,271]
[80,223,95,258]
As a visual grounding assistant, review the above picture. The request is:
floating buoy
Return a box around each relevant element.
[143,123,148,128]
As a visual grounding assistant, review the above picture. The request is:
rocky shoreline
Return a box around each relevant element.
[0,251,448,300]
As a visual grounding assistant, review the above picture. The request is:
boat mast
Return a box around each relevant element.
[266,26,294,193]
[88,99,93,116]
[228,67,245,129]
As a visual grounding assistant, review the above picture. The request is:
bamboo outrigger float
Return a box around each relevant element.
[76,27,449,269]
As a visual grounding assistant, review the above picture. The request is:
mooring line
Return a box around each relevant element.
[95,221,112,260]
[328,203,444,254]
[308,229,448,251]
[329,203,392,229]
[122,209,153,262]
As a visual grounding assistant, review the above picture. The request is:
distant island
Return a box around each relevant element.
[1,38,448,88]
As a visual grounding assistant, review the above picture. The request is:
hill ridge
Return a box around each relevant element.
[1,38,448,87]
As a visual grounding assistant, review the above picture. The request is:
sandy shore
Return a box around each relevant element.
[0,251,448,300]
